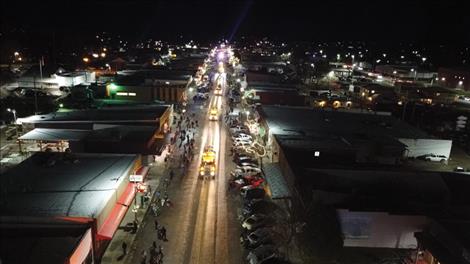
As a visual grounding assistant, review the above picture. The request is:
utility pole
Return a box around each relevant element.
[33,75,38,115]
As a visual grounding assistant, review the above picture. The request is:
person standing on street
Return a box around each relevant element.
[154,219,159,231]
[161,226,168,241]
[140,249,147,264]
[122,241,127,256]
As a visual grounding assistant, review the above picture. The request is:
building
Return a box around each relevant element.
[255,106,468,261]
[258,105,453,162]
[246,83,307,106]
[375,65,437,83]
[0,152,145,263]
[109,69,193,103]
[415,219,470,264]
[18,65,95,93]
[437,67,470,91]
[17,105,172,157]
[246,70,285,84]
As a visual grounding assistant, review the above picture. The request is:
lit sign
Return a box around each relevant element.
[129,175,143,182]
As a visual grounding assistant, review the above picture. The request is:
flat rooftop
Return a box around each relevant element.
[297,167,451,213]
[117,69,193,81]
[260,105,430,139]
[0,224,89,264]
[18,105,169,125]
[0,152,138,218]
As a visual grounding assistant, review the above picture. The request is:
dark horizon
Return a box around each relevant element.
[2,0,470,43]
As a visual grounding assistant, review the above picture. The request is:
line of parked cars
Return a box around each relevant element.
[228,121,289,264]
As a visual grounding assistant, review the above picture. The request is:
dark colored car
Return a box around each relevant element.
[242,200,279,218]
[241,186,266,200]
[241,227,276,249]
[234,156,258,166]
[242,214,275,231]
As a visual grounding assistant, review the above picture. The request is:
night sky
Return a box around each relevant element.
[1,0,470,42]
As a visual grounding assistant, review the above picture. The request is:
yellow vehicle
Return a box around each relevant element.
[209,107,219,121]
[200,146,216,179]
[214,84,222,95]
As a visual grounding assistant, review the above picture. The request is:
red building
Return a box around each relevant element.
[0,152,147,263]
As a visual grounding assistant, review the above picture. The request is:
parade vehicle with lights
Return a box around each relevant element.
[200,145,217,179]
[215,83,222,95]
[209,107,219,121]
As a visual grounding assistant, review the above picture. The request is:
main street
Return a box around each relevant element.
[127,47,243,264]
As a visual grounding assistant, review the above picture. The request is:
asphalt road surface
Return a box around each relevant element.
[128,58,243,264]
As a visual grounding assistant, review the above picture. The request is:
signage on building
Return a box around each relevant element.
[129,174,143,182]
[456,115,468,131]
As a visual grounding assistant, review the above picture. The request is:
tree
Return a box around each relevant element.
[297,201,343,263]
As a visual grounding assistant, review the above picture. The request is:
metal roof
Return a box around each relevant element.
[0,152,138,218]
[19,128,90,141]
[260,105,431,139]
[262,163,291,199]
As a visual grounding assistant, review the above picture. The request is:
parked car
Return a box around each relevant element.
[233,141,252,148]
[230,126,249,134]
[193,93,208,101]
[232,133,253,141]
[241,186,266,200]
[234,157,258,166]
[242,200,278,218]
[242,214,274,231]
[454,166,466,172]
[233,153,256,161]
[246,244,279,264]
[233,138,253,144]
[241,228,277,249]
[423,154,448,163]
[235,166,261,174]
[237,162,259,169]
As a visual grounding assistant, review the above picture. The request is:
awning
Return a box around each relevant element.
[262,163,291,199]
[97,204,128,240]
[135,166,149,180]
[117,183,136,207]
[146,133,171,155]
[98,182,136,240]
[19,128,89,141]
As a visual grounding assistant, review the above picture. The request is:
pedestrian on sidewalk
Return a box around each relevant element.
[161,226,168,241]
[132,219,138,234]
[149,241,157,259]
[140,249,147,264]
[122,241,128,256]
[154,219,159,230]
[157,227,162,240]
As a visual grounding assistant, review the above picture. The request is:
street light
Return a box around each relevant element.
[7,108,17,123]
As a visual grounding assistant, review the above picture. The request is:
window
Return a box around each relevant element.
[116,92,137,96]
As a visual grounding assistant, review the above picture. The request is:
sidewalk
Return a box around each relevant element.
[101,108,198,263]
[123,102,206,264]
[101,158,166,263]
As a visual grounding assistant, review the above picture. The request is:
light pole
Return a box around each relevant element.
[411,68,417,81]
[6,108,17,123]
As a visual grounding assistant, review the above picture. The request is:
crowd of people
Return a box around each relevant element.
[140,109,200,264]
